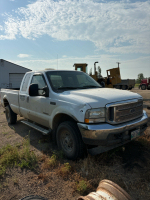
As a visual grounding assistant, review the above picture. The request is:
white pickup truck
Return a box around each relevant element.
[1,69,148,160]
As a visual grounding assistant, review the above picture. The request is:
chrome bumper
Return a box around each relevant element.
[77,110,148,147]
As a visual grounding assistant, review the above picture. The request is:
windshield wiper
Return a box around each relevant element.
[80,85,100,88]
[57,85,100,91]
[57,87,80,90]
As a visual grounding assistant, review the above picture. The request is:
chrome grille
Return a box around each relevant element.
[107,99,143,124]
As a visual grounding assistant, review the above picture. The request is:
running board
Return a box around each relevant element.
[21,120,51,135]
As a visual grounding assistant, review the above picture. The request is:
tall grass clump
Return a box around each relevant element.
[0,137,37,176]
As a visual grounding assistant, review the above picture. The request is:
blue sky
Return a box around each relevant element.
[0,0,150,79]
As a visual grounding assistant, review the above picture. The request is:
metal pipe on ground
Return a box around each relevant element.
[78,179,133,200]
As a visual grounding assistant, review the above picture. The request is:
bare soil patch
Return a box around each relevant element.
[0,91,150,200]
[131,88,150,100]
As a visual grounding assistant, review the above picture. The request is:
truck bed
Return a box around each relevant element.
[114,79,135,89]
[116,79,135,86]
[0,89,20,115]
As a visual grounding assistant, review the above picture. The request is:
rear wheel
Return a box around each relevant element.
[115,85,121,89]
[5,105,17,124]
[122,85,127,90]
[147,86,150,90]
[141,84,146,90]
[56,121,86,160]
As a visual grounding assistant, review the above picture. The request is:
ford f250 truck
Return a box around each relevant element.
[1,69,148,160]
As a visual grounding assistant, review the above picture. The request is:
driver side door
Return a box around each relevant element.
[28,73,50,127]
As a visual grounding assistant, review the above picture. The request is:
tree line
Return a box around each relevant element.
[136,73,150,84]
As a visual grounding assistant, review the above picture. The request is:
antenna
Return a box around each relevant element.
[116,62,121,68]
[57,54,58,70]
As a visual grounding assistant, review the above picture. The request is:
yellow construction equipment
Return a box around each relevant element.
[73,63,88,73]
[105,67,121,88]
[73,63,121,88]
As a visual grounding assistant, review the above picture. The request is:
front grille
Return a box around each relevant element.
[107,99,143,124]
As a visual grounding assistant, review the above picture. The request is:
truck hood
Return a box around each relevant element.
[61,88,142,108]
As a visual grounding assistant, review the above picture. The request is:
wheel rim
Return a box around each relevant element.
[6,109,10,122]
[142,85,145,89]
[60,129,74,152]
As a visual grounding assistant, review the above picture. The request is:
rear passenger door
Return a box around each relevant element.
[28,73,50,127]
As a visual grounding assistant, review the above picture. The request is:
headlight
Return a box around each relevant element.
[85,108,106,123]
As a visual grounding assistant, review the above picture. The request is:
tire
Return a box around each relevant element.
[122,85,127,90]
[128,86,132,90]
[5,105,17,124]
[141,85,146,90]
[56,121,86,160]
[147,86,150,90]
[115,85,121,89]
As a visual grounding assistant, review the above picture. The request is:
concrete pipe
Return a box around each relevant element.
[78,179,132,200]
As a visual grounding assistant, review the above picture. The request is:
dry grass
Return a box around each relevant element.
[56,163,72,178]
[35,134,150,199]
[41,153,57,170]
[38,173,49,183]
[0,127,150,199]
[137,133,150,148]
[13,177,19,185]
[72,137,150,199]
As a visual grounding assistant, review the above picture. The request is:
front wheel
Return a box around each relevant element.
[5,105,17,124]
[141,85,146,90]
[56,121,86,160]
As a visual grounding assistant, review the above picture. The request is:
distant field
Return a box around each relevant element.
[135,84,140,88]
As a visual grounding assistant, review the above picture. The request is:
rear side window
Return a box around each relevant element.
[21,73,31,92]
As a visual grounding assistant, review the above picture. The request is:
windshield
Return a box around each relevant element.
[46,71,101,92]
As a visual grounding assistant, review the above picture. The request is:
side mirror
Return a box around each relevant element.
[29,84,38,96]
[42,86,49,97]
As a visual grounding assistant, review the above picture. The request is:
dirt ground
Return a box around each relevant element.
[0,88,150,200]
[131,88,150,100]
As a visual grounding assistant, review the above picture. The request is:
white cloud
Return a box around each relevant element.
[0,0,150,54]
[62,55,67,58]
[17,54,30,58]
[12,54,150,79]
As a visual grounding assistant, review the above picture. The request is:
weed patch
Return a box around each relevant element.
[41,153,57,169]
[57,163,72,178]
[2,132,8,135]
[76,180,91,195]
[0,137,37,177]
[6,135,12,138]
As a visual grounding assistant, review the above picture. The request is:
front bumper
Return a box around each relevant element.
[77,110,148,155]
